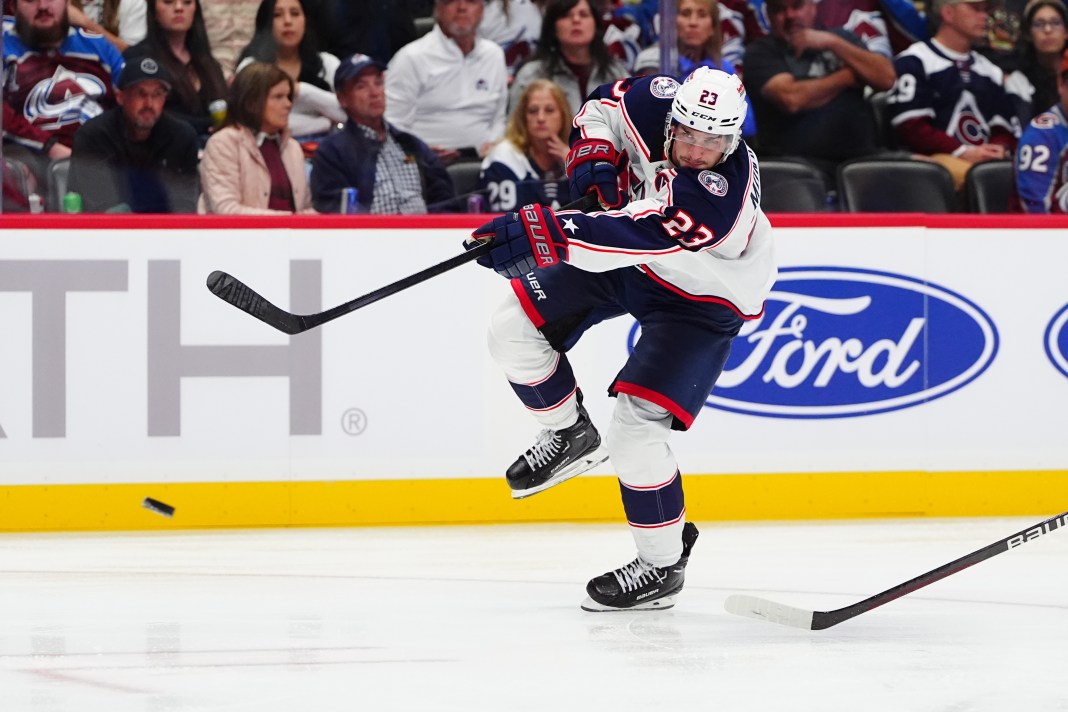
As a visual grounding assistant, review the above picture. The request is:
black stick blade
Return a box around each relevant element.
[205,270,306,335]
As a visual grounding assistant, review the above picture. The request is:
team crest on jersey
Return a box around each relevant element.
[649,77,680,99]
[24,66,108,130]
[698,170,728,196]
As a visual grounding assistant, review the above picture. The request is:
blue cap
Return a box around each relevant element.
[334,53,387,89]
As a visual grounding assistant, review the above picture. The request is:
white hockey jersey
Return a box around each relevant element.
[562,75,776,318]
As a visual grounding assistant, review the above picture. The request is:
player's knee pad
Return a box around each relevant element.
[605,394,676,488]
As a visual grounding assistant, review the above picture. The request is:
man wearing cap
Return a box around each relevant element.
[1014,49,1068,211]
[742,0,897,176]
[885,0,1023,188]
[309,53,455,213]
[67,55,200,213]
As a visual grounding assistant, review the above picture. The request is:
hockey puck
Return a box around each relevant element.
[142,497,175,518]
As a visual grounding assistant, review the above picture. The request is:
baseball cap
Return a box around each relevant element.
[118,55,172,90]
[334,53,387,88]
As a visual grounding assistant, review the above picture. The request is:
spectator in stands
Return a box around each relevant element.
[68,55,199,213]
[319,0,420,64]
[634,0,749,73]
[1004,0,1068,123]
[309,53,454,213]
[201,0,260,80]
[511,0,628,115]
[886,0,1022,189]
[237,0,346,145]
[386,0,509,163]
[1013,48,1068,211]
[743,0,895,173]
[199,62,316,214]
[1,0,125,183]
[480,0,543,77]
[126,0,228,145]
[814,0,928,59]
[479,78,570,211]
[68,0,148,52]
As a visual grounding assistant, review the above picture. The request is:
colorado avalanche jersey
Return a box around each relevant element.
[563,75,776,318]
[2,27,124,150]
[1014,104,1068,213]
[479,141,566,211]
[887,40,1020,151]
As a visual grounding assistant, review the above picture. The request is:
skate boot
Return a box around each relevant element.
[581,522,699,612]
[505,400,608,499]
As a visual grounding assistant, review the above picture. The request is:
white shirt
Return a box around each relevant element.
[385,25,508,150]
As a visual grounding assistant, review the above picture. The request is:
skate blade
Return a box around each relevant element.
[510,446,609,500]
[580,594,678,612]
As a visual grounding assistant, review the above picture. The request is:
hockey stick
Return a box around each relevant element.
[724,509,1068,630]
[206,194,597,335]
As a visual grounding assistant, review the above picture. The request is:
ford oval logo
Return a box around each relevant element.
[694,267,997,418]
[1045,304,1068,379]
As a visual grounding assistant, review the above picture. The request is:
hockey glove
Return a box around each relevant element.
[565,138,626,209]
[467,204,569,280]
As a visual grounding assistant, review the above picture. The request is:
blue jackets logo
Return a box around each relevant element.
[707,267,998,418]
[1044,304,1068,379]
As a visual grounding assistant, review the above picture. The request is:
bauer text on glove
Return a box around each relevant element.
[467,204,569,279]
[565,138,626,209]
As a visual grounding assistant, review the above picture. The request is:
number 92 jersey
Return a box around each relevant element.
[561,75,776,319]
[1015,104,1068,213]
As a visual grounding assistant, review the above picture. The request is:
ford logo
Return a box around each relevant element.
[1045,304,1068,379]
[692,267,997,418]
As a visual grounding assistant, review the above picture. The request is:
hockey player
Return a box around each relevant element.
[466,67,776,611]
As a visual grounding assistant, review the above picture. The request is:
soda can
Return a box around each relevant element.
[466,194,486,213]
[63,192,83,214]
[340,187,359,214]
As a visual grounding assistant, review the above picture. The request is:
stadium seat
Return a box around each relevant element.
[837,157,957,213]
[758,158,830,212]
[445,160,483,199]
[965,160,1014,213]
[414,16,435,38]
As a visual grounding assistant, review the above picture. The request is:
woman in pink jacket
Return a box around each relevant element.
[199,61,317,214]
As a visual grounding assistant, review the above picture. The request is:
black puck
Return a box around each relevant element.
[142,497,175,517]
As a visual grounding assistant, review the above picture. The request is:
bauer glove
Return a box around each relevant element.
[565,138,626,209]
[466,204,569,279]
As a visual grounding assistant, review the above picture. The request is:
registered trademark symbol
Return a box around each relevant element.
[341,408,367,435]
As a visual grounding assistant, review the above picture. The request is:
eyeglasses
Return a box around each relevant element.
[1032,18,1065,31]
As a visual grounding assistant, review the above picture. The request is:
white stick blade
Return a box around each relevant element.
[724,594,815,630]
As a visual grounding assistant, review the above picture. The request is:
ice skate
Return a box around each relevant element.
[506,400,608,499]
[581,522,699,612]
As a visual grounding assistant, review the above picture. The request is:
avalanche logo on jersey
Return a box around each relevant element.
[24,65,108,131]
[948,91,992,145]
[1044,303,1068,380]
[698,170,728,196]
[702,267,998,418]
[649,76,679,99]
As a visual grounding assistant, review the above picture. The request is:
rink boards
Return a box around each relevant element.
[1,213,1066,531]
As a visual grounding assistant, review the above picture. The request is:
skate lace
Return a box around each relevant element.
[523,429,563,469]
[612,558,667,593]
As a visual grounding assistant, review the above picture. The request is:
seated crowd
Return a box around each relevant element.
[3,0,1068,214]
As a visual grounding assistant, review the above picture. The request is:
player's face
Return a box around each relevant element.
[337,68,387,126]
[118,80,168,133]
[155,0,196,34]
[435,0,484,41]
[767,0,815,37]
[272,0,306,53]
[677,0,716,52]
[16,0,66,32]
[669,124,730,169]
[525,88,564,143]
[1029,6,1066,54]
[555,0,597,51]
[260,79,293,134]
